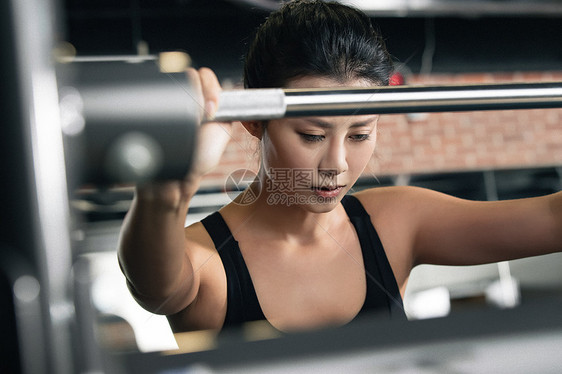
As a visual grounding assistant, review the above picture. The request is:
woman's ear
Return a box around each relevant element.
[241,121,264,140]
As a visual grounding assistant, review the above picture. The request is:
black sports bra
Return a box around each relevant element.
[201,194,405,330]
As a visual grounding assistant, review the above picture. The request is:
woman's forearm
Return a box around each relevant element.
[117,178,201,312]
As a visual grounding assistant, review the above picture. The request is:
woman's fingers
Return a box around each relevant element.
[185,67,204,122]
[198,67,221,121]
[184,67,234,179]
[185,67,222,122]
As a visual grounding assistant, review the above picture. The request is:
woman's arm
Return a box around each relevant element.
[117,68,233,315]
[358,186,562,278]
[118,179,201,315]
[406,187,562,267]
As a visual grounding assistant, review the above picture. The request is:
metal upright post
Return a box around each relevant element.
[6,0,76,372]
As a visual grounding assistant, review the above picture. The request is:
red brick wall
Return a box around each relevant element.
[201,72,562,188]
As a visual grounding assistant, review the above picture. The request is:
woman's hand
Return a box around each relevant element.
[135,67,234,207]
[185,67,235,181]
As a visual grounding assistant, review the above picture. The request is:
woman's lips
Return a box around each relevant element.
[311,186,344,198]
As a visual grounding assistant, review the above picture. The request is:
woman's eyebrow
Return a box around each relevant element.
[303,117,378,128]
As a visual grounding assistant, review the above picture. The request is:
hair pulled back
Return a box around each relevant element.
[244,0,393,89]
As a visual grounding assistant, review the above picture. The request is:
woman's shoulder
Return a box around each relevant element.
[351,185,450,217]
[184,217,218,255]
[353,184,452,201]
[184,201,243,252]
[352,185,412,206]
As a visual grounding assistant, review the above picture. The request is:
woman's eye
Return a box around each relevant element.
[349,134,370,141]
[299,133,324,142]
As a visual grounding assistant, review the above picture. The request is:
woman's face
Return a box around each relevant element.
[260,75,379,212]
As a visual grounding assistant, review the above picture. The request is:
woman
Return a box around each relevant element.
[118,0,562,333]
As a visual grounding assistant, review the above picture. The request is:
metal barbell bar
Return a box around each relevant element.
[214,82,562,121]
[68,58,562,186]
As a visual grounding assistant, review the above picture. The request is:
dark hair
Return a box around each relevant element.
[243,0,393,89]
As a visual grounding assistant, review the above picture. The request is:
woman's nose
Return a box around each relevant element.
[319,139,348,176]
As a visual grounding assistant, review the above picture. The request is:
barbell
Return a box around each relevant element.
[214,82,562,121]
[64,60,562,185]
